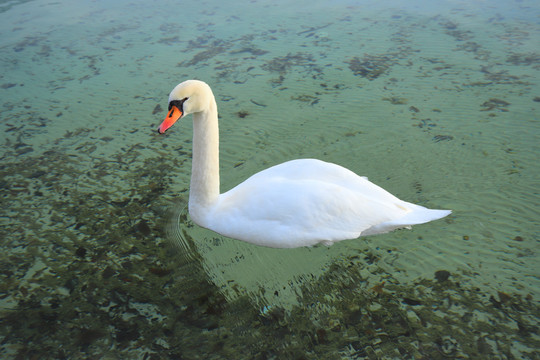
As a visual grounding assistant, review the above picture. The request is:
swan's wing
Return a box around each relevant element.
[246,158,406,205]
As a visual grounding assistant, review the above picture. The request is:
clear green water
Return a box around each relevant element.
[1,0,538,358]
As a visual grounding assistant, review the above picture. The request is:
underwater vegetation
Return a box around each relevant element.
[346,54,395,80]
[0,139,538,358]
[506,53,540,67]
[262,52,316,74]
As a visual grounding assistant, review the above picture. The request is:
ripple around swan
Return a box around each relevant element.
[168,204,331,309]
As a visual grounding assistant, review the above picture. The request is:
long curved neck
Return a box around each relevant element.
[188,97,220,222]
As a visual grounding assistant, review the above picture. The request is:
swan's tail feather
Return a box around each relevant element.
[396,206,451,225]
[362,205,451,236]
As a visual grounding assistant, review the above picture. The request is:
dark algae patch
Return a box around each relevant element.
[1,83,17,89]
[346,54,395,80]
[262,52,316,74]
[506,53,540,67]
[481,98,511,111]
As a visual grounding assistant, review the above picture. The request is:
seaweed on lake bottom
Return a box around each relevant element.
[346,55,394,80]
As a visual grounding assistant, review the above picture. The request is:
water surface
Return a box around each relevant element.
[1,0,539,358]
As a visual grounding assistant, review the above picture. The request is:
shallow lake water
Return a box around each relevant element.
[0,0,538,358]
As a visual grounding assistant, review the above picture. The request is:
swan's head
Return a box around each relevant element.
[157,80,214,134]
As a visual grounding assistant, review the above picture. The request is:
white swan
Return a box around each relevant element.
[157,80,451,248]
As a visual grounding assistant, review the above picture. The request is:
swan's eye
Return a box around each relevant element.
[168,97,188,111]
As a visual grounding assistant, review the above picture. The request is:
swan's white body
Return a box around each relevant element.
[158,80,450,248]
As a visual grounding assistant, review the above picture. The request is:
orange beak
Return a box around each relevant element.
[158,105,182,134]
